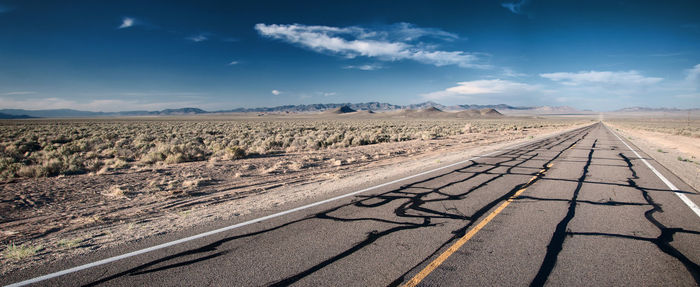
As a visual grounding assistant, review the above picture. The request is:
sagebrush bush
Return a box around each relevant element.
[0,118,583,180]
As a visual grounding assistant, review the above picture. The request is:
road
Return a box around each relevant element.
[3,122,700,286]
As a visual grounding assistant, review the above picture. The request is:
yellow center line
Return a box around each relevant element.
[402,163,553,287]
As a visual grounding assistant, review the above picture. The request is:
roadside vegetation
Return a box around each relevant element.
[0,117,583,180]
[2,243,43,260]
[606,118,700,138]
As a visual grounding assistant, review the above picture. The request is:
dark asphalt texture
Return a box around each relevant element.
[3,122,699,286]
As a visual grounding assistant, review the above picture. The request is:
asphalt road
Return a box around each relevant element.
[4,122,700,286]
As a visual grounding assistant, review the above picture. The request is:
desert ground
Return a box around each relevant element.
[604,115,700,191]
[0,112,594,275]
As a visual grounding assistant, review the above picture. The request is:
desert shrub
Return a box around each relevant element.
[3,243,43,260]
[0,117,585,180]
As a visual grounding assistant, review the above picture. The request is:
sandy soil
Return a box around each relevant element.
[606,123,700,191]
[0,122,588,275]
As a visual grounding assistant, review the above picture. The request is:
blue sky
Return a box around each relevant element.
[0,0,699,112]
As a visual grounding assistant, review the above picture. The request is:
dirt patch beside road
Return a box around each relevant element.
[606,123,700,191]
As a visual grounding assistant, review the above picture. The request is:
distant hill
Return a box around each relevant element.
[455,108,503,118]
[0,107,208,118]
[396,107,445,118]
[219,102,534,113]
[0,109,107,118]
[404,101,446,110]
[324,105,357,114]
[158,108,208,115]
[614,107,700,113]
[218,102,403,113]
[0,112,36,119]
[456,104,522,110]
[497,105,589,115]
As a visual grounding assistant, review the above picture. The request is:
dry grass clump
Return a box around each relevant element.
[3,242,43,260]
[182,177,212,189]
[56,237,84,249]
[103,185,131,198]
[0,118,585,180]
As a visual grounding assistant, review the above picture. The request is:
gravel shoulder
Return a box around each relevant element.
[605,122,700,191]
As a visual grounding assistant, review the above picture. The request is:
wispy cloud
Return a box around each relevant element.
[271,90,281,96]
[186,33,209,42]
[118,17,135,29]
[2,91,37,96]
[382,22,458,42]
[422,79,540,103]
[343,64,383,71]
[228,60,239,65]
[534,69,689,110]
[685,64,700,83]
[255,23,487,68]
[321,92,336,97]
[118,91,204,97]
[501,0,529,15]
[502,67,527,77]
[649,52,684,57]
[540,70,663,86]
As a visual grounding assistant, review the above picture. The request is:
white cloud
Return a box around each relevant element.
[322,92,336,97]
[118,17,135,29]
[255,23,486,68]
[186,34,208,42]
[228,60,239,65]
[2,91,36,96]
[685,63,700,86]
[271,90,281,95]
[343,64,383,71]
[383,22,458,42]
[502,0,528,15]
[502,68,527,77]
[422,79,540,103]
[540,70,663,86]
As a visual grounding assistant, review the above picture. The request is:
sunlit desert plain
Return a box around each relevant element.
[0,112,591,273]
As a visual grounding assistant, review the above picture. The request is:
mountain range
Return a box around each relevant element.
[613,107,700,113]
[0,102,591,118]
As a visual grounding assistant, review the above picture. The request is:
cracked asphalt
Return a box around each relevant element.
[3,122,699,286]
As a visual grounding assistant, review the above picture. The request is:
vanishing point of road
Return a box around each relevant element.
[3,122,699,286]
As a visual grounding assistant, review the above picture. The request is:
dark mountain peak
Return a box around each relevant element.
[159,107,207,115]
[479,108,502,116]
[422,107,443,113]
[326,105,357,114]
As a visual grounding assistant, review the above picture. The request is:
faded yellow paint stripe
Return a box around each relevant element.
[402,164,551,287]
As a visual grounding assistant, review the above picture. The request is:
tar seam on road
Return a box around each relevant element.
[3,125,594,287]
[606,124,700,218]
[401,163,553,287]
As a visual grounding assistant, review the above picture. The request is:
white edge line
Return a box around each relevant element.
[606,124,700,218]
[4,124,590,287]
